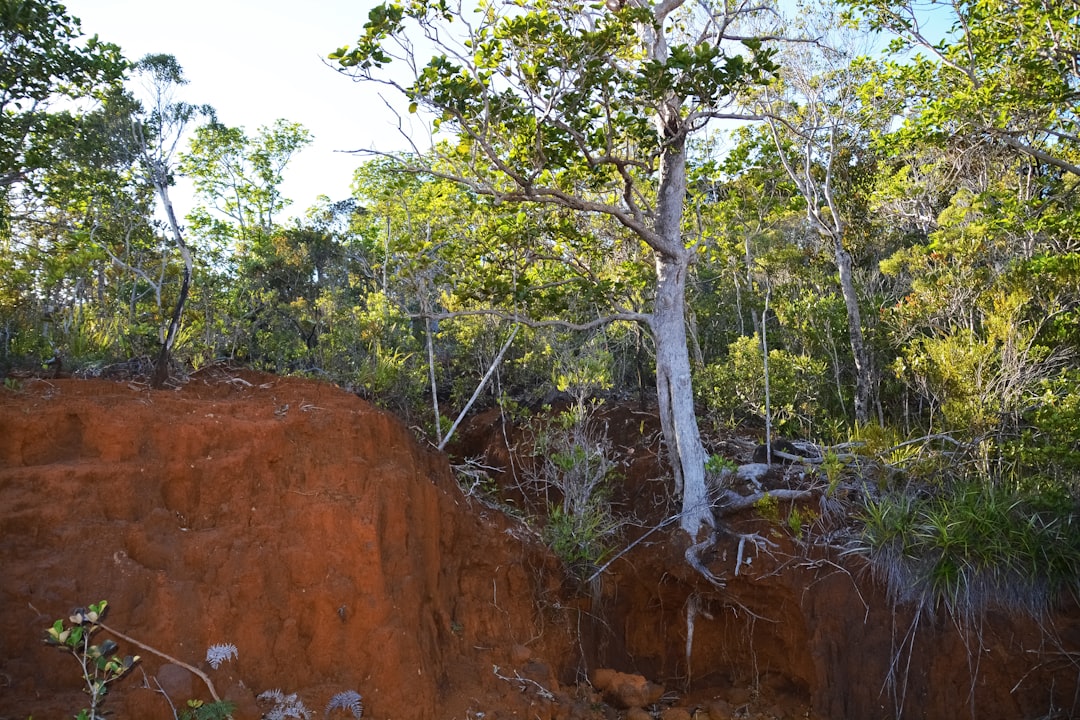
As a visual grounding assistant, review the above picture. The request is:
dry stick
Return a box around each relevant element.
[98,622,223,704]
[424,314,443,446]
[761,280,773,463]
[585,512,683,584]
[144,673,179,717]
[438,324,519,451]
[734,532,778,578]
[492,665,555,700]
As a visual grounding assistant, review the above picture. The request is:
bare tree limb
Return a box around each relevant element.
[438,324,519,451]
[416,306,650,332]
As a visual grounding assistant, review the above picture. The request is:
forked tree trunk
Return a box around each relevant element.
[151,258,190,389]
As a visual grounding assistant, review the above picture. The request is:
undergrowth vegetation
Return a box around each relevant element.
[524,354,627,587]
[43,600,364,720]
[853,477,1080,621]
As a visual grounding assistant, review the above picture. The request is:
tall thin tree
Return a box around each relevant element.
[130,54,213,388]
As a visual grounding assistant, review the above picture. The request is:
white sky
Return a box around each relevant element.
[64,0,418,220]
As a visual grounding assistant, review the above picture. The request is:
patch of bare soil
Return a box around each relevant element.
[0,372,1077,720]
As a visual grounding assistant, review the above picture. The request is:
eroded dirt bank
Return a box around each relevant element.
[0,371,577,720]
[1,372,1077,720]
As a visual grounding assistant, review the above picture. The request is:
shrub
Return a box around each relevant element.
[542,502,620,583]
[851,480,1080,621]
[44,600,140,720]
[525,399,624,586]
[699,334,828,437]
[891,290,1055,436]
[1007,370,1080,481]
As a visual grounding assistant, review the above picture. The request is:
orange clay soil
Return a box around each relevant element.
[0,369,1077,720]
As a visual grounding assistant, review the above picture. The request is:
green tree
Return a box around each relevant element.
[688,126,804,350]
[0,0,125,190]
[332,0,779,537]
[177,119,311,372]
[750,7,883,424]
[351,160,610,434]
[181,119,312,255]
[229,197,375,377]
[842,0,1080,177]
[37,88,162,361]
[0,0,127,365]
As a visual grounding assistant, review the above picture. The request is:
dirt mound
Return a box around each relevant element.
[1,372,1077,720]
[0,370,577,720]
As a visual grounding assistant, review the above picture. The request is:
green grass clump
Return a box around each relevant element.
[851,480,1080,621]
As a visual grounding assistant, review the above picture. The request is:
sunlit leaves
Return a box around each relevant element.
[641,40,777,108]
[181,119,312,250]
[333,0,779,197]
[0,0,125,185]
[844,0,1080,174]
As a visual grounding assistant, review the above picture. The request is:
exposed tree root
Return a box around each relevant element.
[685,536,727,588]
[713,487,817,515]
[733,531,779,578]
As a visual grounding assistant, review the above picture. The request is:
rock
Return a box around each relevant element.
[153,662,194,701]
[222,682,259,719]
[521,660,557,691]
[511,643,533,664]
[591,668,664,709]
[626,708,652,720]
[568,700,596,720]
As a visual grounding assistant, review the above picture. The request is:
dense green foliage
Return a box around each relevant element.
[0,0,125,190]
[2,0,1078,618]
[855,479,1080,620]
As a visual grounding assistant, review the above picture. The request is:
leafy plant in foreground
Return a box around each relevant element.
[45,600,239,719]
[44,600,140,720]
[180,698,236,720]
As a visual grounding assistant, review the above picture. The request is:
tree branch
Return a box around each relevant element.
[988,130,1080,177]
[416,306,651,331]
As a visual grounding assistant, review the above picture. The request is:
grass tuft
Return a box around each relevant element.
[850,480,1080,622]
